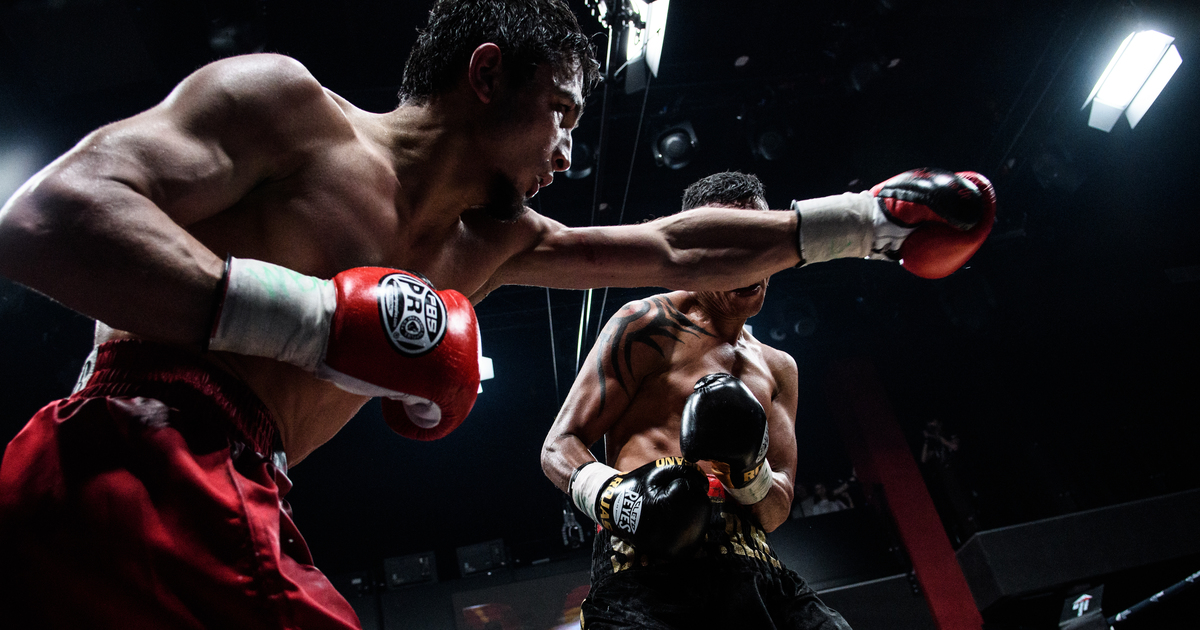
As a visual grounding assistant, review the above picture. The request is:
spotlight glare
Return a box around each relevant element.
[625,0,670,77]
[1126,44,1181,129]
[1084,30,1181,132]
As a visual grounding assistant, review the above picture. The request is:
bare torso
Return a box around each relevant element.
[99,75,534,464]
[602,292,788,473]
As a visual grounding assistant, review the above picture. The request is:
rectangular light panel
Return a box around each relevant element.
[1084,30,1181,132]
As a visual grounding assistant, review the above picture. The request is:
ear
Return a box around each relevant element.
[467,43,504,104]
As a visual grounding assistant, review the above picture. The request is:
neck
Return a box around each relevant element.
[382,97,494,228]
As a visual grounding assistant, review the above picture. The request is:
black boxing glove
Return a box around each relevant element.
[680,373,772,505]
[568,458,711,558]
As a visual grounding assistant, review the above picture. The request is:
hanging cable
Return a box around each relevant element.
[574,13,619,376]
[536,194,562,402]
[574,287,594,374]
[593,71,654,343]
[545,287,561,403]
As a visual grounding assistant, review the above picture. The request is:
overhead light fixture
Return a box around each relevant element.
[652,121,697,170]
[625,0,670,78]
[1083,30,1181,132]
[564,142,595,179]
[740,99,794,161]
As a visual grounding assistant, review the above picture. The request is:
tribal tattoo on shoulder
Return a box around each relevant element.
[595,296,714,414]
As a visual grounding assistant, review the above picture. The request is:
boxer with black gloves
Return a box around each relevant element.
[543,172,855,629]
[0,0,994,625]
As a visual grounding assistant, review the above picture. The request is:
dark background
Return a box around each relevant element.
[1,0,1198,622]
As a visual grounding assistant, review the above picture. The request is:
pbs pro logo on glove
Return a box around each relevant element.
[378,273,447,357]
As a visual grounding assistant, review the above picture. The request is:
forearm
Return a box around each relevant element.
[500,207,801,292]
[652,206,801,290]
[541,432,600,494]
[749,471,794,532]
[0,176,224,346]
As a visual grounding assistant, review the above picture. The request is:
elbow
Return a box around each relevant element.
[539,433,560,480]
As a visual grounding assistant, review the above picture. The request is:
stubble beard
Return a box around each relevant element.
[477,171,528,223]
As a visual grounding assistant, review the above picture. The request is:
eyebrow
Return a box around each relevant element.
[553,86,586,123]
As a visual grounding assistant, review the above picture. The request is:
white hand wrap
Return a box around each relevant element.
[791,191,915,265]
[208,257,335,371]
[726,459,774,505]
[569,461,620,524]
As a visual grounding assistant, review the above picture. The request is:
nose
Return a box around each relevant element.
[552,132,572,172]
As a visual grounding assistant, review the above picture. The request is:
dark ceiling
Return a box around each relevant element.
[1,0,1198,582]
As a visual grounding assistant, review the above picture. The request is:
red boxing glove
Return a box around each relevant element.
[872,169,996,279]
[322,268,480,441]
[208,259,479,440]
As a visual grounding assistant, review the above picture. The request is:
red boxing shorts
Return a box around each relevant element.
[0,341,361,630]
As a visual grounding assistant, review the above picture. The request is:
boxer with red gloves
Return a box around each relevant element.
[0,1,994,625]
[543,172,853,629]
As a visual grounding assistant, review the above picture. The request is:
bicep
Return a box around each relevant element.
[0,55,320,341]
[542,302,664,481]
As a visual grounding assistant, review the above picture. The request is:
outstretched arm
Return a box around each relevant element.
[495,208,802,295]
[489,169,995,295]
[0,54,339,346]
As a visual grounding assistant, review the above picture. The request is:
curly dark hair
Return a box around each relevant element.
[398,0,601,104]
[682,171,767,211]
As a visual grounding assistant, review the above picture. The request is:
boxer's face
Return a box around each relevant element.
[479,61,583,220]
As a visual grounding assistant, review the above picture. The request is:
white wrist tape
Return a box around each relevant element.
[727,459,774,505]
[791,191,914,265]
[208,257,336,371]
[569,461,620,524]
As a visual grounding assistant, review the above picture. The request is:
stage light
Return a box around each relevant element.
[0,146,43,204]
[652,121,697,170]
[626,0,670,78]
[1083,30,1181,132]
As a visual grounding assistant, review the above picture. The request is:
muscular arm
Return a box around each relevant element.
[493,207,801,294]
[541,297,677,492]
[0,54,337,345]
[750,350,800,532]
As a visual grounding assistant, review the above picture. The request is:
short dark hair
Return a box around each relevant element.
[682,171,767,211]
[398,0,601,104]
